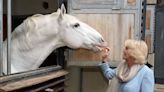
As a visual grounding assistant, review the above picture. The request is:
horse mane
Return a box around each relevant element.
[23,14,44,32]
[22,11,59,33]
[10,11,60,49]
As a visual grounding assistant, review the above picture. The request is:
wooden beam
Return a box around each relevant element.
[0,70,68,91]
[0,65,61,84]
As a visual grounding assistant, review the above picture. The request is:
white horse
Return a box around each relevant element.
[3,5,104,74]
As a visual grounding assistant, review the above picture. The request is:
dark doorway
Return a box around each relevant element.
[155,0,164,84]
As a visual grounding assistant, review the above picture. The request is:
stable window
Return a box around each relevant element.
[0,0,68,91]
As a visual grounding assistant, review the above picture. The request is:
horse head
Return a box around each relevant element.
[56,4,105,51]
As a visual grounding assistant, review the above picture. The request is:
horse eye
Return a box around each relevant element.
[73,23,80,28]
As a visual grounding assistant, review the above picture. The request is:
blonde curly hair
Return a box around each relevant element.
[124,39,148,64]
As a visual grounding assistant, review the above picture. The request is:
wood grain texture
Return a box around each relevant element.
[145,5,155,53]
[0,70,68,91]
[127,0,136,5]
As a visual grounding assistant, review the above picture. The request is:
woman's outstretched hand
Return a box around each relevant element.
[101,47,110,62]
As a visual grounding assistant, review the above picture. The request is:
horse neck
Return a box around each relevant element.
[8,18,65,72]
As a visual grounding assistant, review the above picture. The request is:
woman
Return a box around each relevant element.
[99,39,154,92]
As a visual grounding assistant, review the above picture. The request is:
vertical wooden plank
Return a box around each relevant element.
[145,5,155,53]
[127,0,136,5]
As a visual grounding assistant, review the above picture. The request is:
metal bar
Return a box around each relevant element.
[7,0,11,74]
[141,0,147,40]
[0,0,3,76]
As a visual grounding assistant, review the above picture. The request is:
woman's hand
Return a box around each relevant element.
[101,47,110,62]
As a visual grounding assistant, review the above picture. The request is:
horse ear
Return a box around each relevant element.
[59,4,66,20]
[61,4,66,15]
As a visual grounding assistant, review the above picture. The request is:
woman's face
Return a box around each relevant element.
[123,47,131,60]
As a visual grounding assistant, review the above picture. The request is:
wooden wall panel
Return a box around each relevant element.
[127,0,136,5]
[147,0,157,4]
[79,0,115,4]
[145,5,155,53]
[68,14,135,64]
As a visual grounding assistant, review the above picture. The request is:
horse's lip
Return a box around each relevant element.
[93,42,108,51]
[95,45,107,51]
[95,46,103,51]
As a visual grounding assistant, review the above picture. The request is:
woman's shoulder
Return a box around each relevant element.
[139,65,154,85]
[139,65,153,76]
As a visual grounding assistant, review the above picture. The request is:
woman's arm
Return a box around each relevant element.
[141,69,154,92]
[99,63,116,80]
[98,47,116,80]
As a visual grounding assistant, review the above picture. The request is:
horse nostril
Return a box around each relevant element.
[100,38,104,42]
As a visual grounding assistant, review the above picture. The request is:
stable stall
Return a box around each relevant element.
[0,0,68,91]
